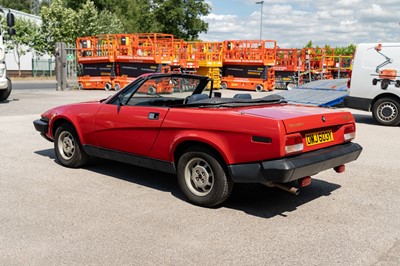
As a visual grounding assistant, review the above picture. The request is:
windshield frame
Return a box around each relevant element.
[106,73,212,105]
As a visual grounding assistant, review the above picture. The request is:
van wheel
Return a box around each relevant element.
[395,80,400,88]
[381,79,389,90]
[372,78,378,86]
[372,97,400,126]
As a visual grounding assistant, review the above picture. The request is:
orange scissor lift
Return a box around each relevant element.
[196,41,223,89]
[112,33,174,91]
[274,48,306,89]
[171,40,199,73]
[305,47,336,81]
[221,40,277,92]
[324,55,353,79]
[76,34,116,90]
[77,33,174,91]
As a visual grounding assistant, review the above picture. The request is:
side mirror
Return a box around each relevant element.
[7,12,15,27]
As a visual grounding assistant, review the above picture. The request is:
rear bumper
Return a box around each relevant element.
[228,142,363,183]
[344,96,371,111]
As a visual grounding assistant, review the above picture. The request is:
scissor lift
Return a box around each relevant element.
[274,48,306,89]
[196,41,223,89]
[221,40,277,92]
[76,34,117,90]
[77,33,174,90]
[112,33,174,90]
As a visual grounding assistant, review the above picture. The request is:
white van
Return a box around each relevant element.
[344,43,400,126]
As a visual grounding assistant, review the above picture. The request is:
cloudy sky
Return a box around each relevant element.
[199,0,400,48]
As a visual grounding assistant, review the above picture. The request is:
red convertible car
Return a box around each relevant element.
[34,73,362,207]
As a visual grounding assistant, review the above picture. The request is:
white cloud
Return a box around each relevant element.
[199,0,400,48]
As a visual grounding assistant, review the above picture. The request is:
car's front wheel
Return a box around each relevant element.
[54,123,89,168]
[177,147,233,207]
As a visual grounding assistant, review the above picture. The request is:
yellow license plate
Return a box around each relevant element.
[305,130,334,146]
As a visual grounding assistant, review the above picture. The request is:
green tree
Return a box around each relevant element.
[152,0,210,40]
[40,0,77,54]
[75,0,123,36]
[114,0,159,33]
[0,0,30,13]
[40,0,123,54]
[304,40,313,48]
[62,0,211,40]
[4,17,41,76]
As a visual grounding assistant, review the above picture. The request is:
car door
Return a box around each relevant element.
[94,103,169,156]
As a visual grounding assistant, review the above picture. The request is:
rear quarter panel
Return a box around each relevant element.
[149,107,285,164]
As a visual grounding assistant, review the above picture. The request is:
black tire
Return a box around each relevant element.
[220,82,227,90]
[177,147,233,207]
[148,86,156,95]
[255,84,263,92]
[54,123,89,168]
[372,78,378,86]
[372,97,400,126]
[0,77,12,102]
[104,83,112,91]
[114,83,121,91]
[395,80,400,88]
[381,79,389,90]
[286,82,295,90]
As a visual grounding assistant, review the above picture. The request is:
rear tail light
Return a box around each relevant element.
[347,70,352,88]
[285,134,304,155]
[344,124,356,142]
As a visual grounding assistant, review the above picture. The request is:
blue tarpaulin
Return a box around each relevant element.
[277,79,348,107]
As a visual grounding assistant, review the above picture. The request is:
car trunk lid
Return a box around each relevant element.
[240,104,354,134]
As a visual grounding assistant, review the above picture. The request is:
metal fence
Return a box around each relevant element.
[32,58,55,77]
[31,43,78,89]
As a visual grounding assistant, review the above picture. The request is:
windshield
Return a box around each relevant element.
[109,73,286,108]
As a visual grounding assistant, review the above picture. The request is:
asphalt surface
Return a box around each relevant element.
[1,82,400,265]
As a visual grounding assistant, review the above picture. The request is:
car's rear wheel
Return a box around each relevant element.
[177,147,233,207]
[54,123,89,168]
[372,97,400,126]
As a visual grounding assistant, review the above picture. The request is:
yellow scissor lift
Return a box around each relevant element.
[196,42,223,89]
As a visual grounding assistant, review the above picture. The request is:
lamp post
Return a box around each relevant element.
[255,1,264,40]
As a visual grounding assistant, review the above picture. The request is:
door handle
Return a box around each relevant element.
[148,112,159,120]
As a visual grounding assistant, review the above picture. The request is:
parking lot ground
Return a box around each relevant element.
[1,87,400,265]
